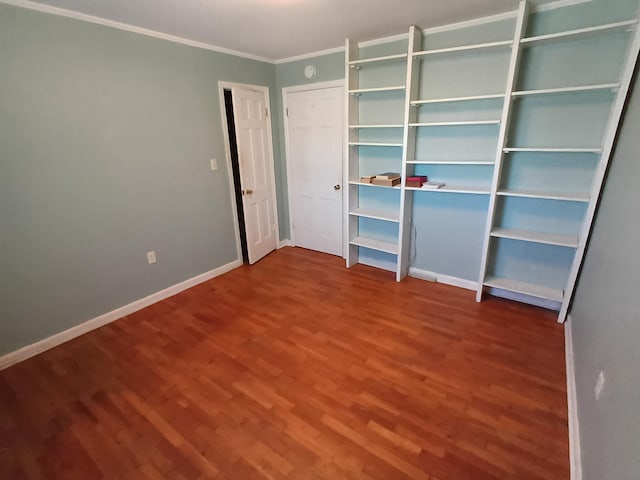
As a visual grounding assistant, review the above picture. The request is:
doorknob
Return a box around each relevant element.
[333,184,341,191]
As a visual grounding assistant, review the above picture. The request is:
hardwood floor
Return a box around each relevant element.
[0,247,569,479]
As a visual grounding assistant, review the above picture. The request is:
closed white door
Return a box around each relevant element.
[231,87,277,264]
[286,86,343,256]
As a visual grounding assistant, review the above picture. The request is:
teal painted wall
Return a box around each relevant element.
[570,72,640,480]
[273,51,345,239]
[0,3,278,356]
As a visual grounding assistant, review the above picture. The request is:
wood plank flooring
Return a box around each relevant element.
[0,247,569,479]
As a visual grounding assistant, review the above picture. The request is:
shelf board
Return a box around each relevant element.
[407,160,494,165]
[491,227,579,248]
[496,188,589,203]
[411,93,504,105]
[348,124,403,129]
[349,86,406,95]
[484,276,564,303]
[349,208,400,223]
[349,236,398,255]
[348,53,408,66]
[349,142,403,147]
[512,83,620,97]
[504,147,602,153]
[406,185,490,195]
[414,40,513,56]
[349,181,401,190]
[409,120,501,127]
[521,20,638,46]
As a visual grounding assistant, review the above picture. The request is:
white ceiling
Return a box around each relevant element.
[14,0,563,62]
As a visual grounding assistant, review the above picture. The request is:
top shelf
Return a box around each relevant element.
[349,86,406,95]
[414,40,513,57]
[348,53,408,67]
[521,19,638,46]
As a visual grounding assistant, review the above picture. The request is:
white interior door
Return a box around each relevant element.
[231,86,277,264]
[286,86,343,256]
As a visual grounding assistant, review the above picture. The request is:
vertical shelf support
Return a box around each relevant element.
[476,0,529,302]
[345,38,360,268]
[397,26,422,281]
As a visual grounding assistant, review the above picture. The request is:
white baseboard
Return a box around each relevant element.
[0,258,242,371]
[358,256,397,273]
[408,267,477,291]
[565,315,582,480]
[277,239,294,248]
[486,287,562,311]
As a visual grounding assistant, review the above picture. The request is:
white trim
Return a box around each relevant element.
[423,10,518,35]
[219,81,282,256]
[358,32,410,49]
[358,256,397,273]
[534,0,591,13]
[275,46,345,65]
[0,259,242,371]
[408,267,477,290]
[0,0,274,63]
[282,80,346,256]
[278,239,294,248]
[486,287,562,311]
[565,315,583,480]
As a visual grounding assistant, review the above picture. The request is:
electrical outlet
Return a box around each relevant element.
[147,251,157,264]
[210,158,218,171]
[595,370,605,400]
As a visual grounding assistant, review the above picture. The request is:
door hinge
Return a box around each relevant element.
[286,107,289,117]
[265,107,269,117]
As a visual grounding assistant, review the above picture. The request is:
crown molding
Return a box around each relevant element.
[534,0,591,13]
[0,0,275,63]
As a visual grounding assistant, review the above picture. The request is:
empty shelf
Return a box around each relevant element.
[348,53,407,66]
[407,160,494,165]
[412,93,504,105]
[410,120,500,127]
[414,40,512,56]
[349,208,400,222]
[484,276,564,303]
[349,86,406,94]
[504,147,602,153]
[521,20,637,46]
[406,185,490,195]
[497,188,589,202]
[349,142,403,147]
[350,236,398,255]
[348,124,403,129]
[491,228,579,248]
[512,83,620,97]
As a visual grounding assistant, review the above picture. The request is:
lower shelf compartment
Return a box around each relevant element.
[484,275,564,303]
[350,236,398,255]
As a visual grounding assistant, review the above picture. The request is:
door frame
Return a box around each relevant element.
[218,81,281,262]
[282,79,346,257]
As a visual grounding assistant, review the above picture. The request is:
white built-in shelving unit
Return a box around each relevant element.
[345,0,640,322]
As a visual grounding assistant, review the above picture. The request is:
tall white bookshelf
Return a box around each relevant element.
[345,0,640,322]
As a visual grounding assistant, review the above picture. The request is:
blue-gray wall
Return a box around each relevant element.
[0,3,278,356]
[569,71,640,480]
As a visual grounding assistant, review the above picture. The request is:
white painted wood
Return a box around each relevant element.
[348,142,404,147]
[231,86,279,264]
[348,124,403,128]
[348,86,406,94]
[484,275,564,302]
[560,10,640,323]
[521,20,638,46]
[476,0,529,302]
[408,267,478,291]
[397,26,422,282]
[512,83,620,97]
[414,40,513,56]
[345,38,360,269]
[409,120,501,127]
[504,147,602,153]
[349,236,398,255]
[407,160,494,165]
[565,317,583,480]
[496,188,589,202]
[284,84,344,257]
[491,227,579,248]
[348,53,407,66]
[412,93,505,105]
[349,208,400,222]
[407,185,491,195]
[348,181,402,190]
[0,258,242,371]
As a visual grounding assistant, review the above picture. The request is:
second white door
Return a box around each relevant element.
[285,85,343,256]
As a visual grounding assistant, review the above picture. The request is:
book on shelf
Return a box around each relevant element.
[406,175,427,188]
[360,175,375,184]
[421,181,445,189]
[372,177,401,187]
[375,172,401,180]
